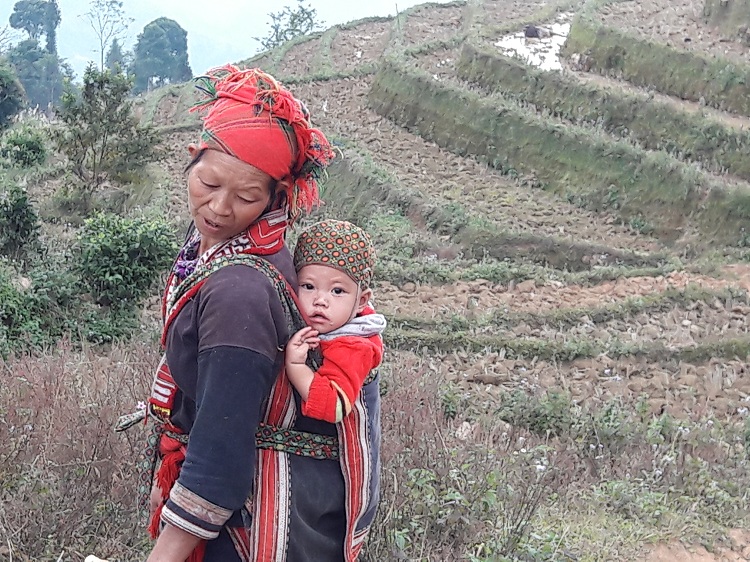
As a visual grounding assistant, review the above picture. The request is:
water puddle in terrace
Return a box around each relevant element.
[493,12,574,71]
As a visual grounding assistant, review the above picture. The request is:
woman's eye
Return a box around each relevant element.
[200,178,218,188]
[239,197,257,204]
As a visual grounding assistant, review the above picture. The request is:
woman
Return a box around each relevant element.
[141,66,381,562]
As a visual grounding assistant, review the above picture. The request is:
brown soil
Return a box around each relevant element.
[275,36,325,77]
[596,0,750,65]
[479,0,553,28]
[401,3,466,45]
[376,271,735,316]
[443,348,750,419]
[329,21,393,73]
[642,530,750,561]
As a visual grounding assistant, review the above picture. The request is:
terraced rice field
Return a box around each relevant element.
[149,0,750,453]
[142,0,750,558]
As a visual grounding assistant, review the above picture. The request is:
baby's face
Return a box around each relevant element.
[297,264,363,334]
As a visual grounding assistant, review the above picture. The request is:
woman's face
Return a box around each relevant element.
[187,145,274,252]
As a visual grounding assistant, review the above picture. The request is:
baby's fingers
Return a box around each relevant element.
[307,337,321,347]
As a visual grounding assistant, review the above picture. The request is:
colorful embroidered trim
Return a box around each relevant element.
[255,422,339,460]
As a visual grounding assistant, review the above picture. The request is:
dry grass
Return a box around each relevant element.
[2,338,749,560]
[0,340,158,561]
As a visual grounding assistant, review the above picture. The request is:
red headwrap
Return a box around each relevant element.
[190,65,335,222]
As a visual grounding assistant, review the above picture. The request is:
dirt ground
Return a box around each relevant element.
[643,529,750,561]
[595,0,750,65]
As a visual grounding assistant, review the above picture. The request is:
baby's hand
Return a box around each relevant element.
[286,327,320,365]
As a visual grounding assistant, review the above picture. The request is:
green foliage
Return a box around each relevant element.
[7,38,65,107]
[256,0,325,51]
[0,184,39,257]
[81,305,140,344]
[0,259,44,355]
[497,390,575,437]
[105,37,130,72]
[83,0,132,71]
[133,17,192,93]
[23,249,83,339]
[9,0,51,41]
[75,212,177,307]
[10,0,62,54]
[1,124,47,167]
[51,64,164,195]
[628,215,653,235]
[389,448,558,560]
[0,63,26,131]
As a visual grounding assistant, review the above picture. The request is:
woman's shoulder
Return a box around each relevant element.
[200,261,281,310]
[195,256,293,355]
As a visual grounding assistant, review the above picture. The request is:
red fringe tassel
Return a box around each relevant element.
[148,431,207,561]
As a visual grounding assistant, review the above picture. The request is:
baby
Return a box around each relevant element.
[285,220,386,423]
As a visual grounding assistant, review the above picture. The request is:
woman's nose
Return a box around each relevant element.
[209,191,231,215]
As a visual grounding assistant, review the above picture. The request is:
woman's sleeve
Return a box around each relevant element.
[301,337,381,423]
[161,266,286,539]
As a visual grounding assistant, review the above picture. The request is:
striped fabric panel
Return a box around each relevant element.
[162,482,233,540]
[251,374,295,561]
[338,394,373,561]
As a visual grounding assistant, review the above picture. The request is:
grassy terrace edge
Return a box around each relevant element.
[367,58,750,248]
[386,329,750,363]
[388,285,749,332]
[562,12,750,116]
[457,43,750,181]
[323,144,667,270]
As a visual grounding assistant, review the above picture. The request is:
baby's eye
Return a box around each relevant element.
[332,287,346,295]
[301,283,314,291]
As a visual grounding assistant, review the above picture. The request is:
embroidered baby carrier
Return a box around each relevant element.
[139,251,379,562]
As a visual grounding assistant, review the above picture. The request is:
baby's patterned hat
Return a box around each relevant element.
[293,220,375,288]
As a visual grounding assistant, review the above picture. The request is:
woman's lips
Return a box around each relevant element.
[202,216,223,231]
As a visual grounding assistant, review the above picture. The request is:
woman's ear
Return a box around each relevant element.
[357,288,373,314]
[187,143,199,159]
[276,175,293,197]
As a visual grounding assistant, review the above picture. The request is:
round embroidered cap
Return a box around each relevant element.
[293,220,375,288]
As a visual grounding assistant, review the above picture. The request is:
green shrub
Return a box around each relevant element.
[75,213,178,307]
[51,65,164,194]
[0,184,40,257]
[497,390,575,437]
[0,259,44,356]
[24,249,84,340]
[0,125,47,168]
[82,306,141,344]
[0,63,25,132]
